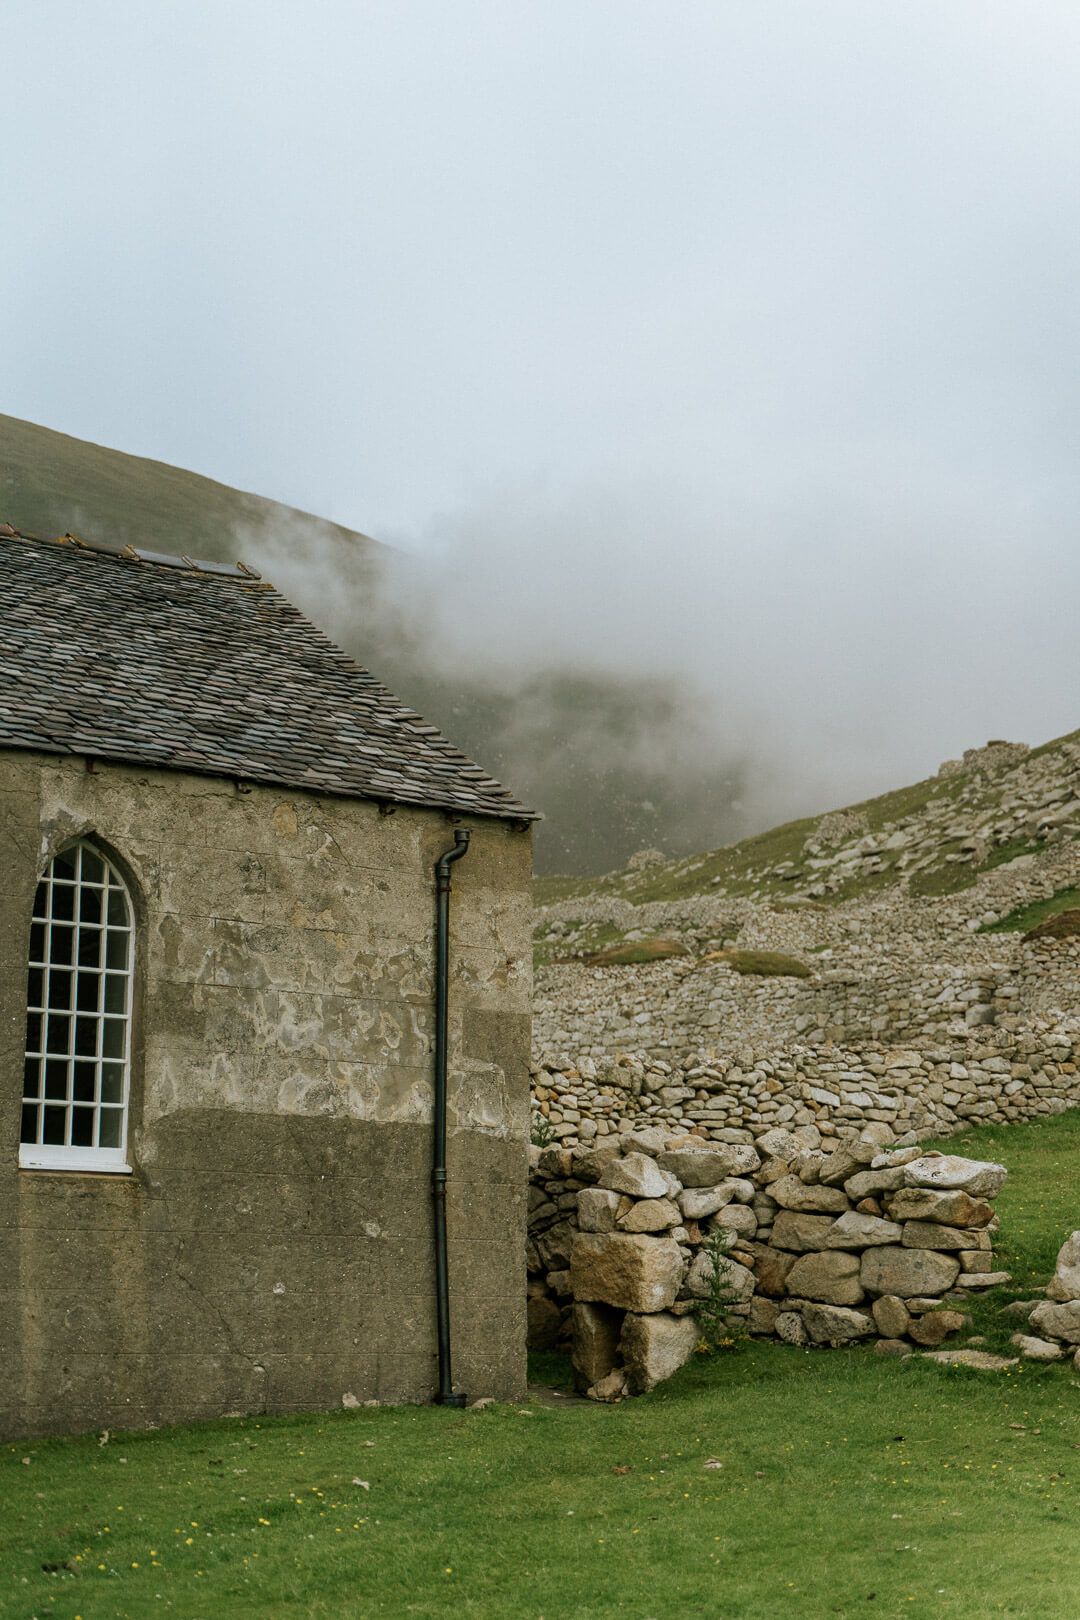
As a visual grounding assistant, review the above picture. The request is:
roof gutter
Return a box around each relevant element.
[432,828,470,1406]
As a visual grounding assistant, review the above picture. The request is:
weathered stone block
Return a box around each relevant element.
[617,1197,681,1233]
[825,1212,902,1249]
[784,1251,864,1306]
[679,1185,737,1220]
[872,1294,910,1339]
[900,1220,981,1251]
[908,1310,966,1347]
[802,1303,875,1343]
[752,1246,797,1297]
[619,1311,700,1394]
[534,1220,576,1272]
[770,1176,850,1214]
[571,1232,683,1313]
[884,1188,994,1228]
[748,1296,780,1335]
[1029,1299,1080,1344]
[901,1154,1006,1198]
[711,1204,757,1237]
[684,1249,755,1305]
[577,1187,622,1233]
[775,1310,809,1345]
[844,1168,905,1199]
[770,1211,838,1252]
[572,1142,624,1185]
[859,1247,960,1299]
[571,1301,623,1390]
[1046,1231,1080,1302]
[656,1145,760,1185]
[600,1154,670,1200]
[1010,1333,1064,1362]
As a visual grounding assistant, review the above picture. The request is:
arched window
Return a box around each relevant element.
[19,841,135,1173]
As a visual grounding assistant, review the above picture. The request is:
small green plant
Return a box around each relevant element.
[693,1225,745,1354]
[530,1111,557,1148]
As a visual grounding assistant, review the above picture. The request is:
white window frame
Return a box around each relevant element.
[19,840,135,1174]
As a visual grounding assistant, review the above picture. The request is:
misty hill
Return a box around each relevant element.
[0,411,389,575]
[0,413,750,873]
[530,726,1080,1153]
[534,727,1080,950]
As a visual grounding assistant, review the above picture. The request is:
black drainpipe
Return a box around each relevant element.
[432,828,470,1406]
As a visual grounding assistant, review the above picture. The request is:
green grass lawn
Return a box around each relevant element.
[6,1114,1080,1619]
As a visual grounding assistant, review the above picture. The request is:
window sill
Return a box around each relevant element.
[18,1146,132,1174]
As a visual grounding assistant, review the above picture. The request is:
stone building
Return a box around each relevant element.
[0,526,534,1440]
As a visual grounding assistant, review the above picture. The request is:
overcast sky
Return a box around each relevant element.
[5,2,1080,822]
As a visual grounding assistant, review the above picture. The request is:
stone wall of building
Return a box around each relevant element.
[1,750,532,1439]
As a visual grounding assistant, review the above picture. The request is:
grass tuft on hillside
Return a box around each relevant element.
[699,948,812,978]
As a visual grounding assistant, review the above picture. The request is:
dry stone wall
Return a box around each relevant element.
[534,916,1080,1151]
[527,1129,1009,1397]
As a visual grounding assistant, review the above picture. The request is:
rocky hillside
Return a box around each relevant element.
[531,730,1080,1150]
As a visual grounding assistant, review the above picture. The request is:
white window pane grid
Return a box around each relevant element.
[21,842,133,1163]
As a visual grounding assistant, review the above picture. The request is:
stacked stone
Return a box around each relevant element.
[1009,1233,1080,1364]
[527,1130,1010,1398]
[750,1141,1008,1354]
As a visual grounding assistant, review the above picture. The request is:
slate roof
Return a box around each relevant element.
[0,527,536,821]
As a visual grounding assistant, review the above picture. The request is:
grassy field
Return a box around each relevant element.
[5,1113,1080,1619]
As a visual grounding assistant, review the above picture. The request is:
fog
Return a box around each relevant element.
[5,2,1080,868]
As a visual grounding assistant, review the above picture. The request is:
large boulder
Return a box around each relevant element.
[1029,1299,1080,1344]
[619,1311,701,1393]
[859,1246,960,1299]
[802,1303,875,1344]
[824,1212,902,1249]
[770,1211,839,1252]
[901,1154,1007,1198]
[600,1153,671,1200]
[784,1251,864,1306]
[884,1188,994,1228]
[1046,1232,1080,1303]
[571,1232,684,1313]
[657,1144,760,1185]
[770,1176,850,1214]
[571,1301,623,1390]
